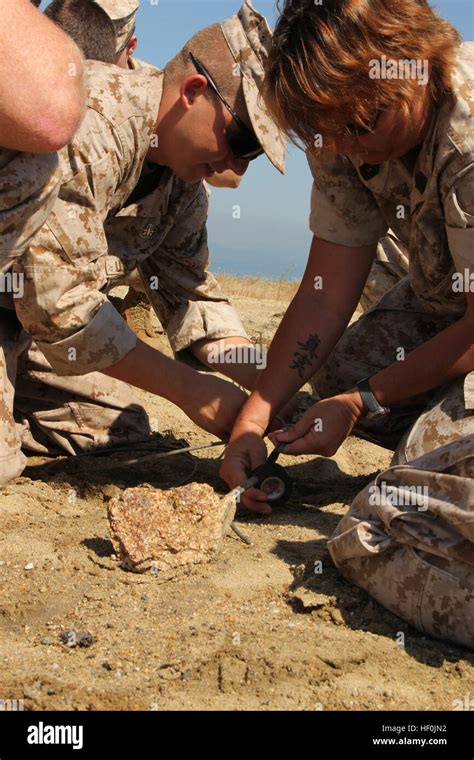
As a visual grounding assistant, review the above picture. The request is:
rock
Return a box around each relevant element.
[59,630,96,648]
[102,484,122,501]
[107,483,236,573]
[291,587,334,610]
[24,681,42,699]
[290,563,306,582]
[24,562,34,571]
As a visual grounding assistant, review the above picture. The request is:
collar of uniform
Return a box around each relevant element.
[409,103,441,203]
[349,156,390,194]
[347,98,442,198]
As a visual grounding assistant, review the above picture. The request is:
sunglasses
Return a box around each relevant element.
[189,53,264,161]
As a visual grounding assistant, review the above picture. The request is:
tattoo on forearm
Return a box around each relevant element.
[289,334,321,378]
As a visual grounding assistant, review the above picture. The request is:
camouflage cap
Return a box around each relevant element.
[94,0,139,53]
[220,1,286,173]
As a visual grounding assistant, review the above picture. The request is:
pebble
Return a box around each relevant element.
[59,630,96,648]
[24,562,34,571]
[102,484,122,501]
[24,681,42,699]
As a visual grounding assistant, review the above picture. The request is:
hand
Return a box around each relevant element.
[180,373,248,440]
[268,390,364,457]
[220,421,273,514]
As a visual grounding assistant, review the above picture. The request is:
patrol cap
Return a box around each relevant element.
[220,1,286,173]
[94,0,139,53]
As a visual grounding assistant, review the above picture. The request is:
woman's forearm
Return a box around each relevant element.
[234,237,376,431]
[368,307,474,407]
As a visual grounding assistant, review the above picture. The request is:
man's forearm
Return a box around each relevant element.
[367,310,474,407]
[102,337,196,406]
[190,336,262,390]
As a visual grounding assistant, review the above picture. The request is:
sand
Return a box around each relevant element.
[0,285,472,711]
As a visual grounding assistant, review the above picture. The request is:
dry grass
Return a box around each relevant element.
[216,273,300,302]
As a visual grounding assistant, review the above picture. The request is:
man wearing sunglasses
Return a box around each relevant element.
[1,2,286,484]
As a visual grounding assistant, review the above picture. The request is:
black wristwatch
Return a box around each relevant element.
[357,378,390,421]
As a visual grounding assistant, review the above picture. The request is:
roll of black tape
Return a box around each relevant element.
[254,463,292,506]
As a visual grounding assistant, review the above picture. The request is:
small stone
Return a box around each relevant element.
[24,681,42,699]
[102,661,113,671]
[290,564,306,581]
[181,670,192,681]
[102,484,122,501]
[24,562,34,571]
[59,630,96,648]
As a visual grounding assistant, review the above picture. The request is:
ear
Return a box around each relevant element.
[180,74,209,111]
[127,36,138,56]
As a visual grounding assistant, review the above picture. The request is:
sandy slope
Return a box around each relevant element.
[0,288,472,711]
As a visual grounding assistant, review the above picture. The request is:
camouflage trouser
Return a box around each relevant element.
[0,308,150,484]
[312,278,474,649]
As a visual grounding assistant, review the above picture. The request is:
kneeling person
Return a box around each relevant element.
[3,2,285,482]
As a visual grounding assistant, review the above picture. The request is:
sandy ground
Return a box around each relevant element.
[0,286,472,711]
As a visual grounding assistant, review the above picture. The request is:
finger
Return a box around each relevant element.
[239,488,272,514]
[269,421,304,444]
[276,431,319,456]
[268,428,286,446]
[219,459,249,490]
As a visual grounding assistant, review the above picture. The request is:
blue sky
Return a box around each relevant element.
[43,0,474,279]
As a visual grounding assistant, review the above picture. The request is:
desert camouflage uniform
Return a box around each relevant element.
[2,2,286,483]
[4,61,245,479]
[0,149,61,271]
[0,60,163,482]
[309,43,474,648]
[0,142,63,482]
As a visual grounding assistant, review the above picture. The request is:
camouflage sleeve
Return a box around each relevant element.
[444,168,474,274]
[138,182,248,369]
[307,150,388,247]
[0,149,61,266]
[13,158,138,377]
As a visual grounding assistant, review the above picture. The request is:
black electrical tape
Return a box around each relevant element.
[254,463,292,506]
